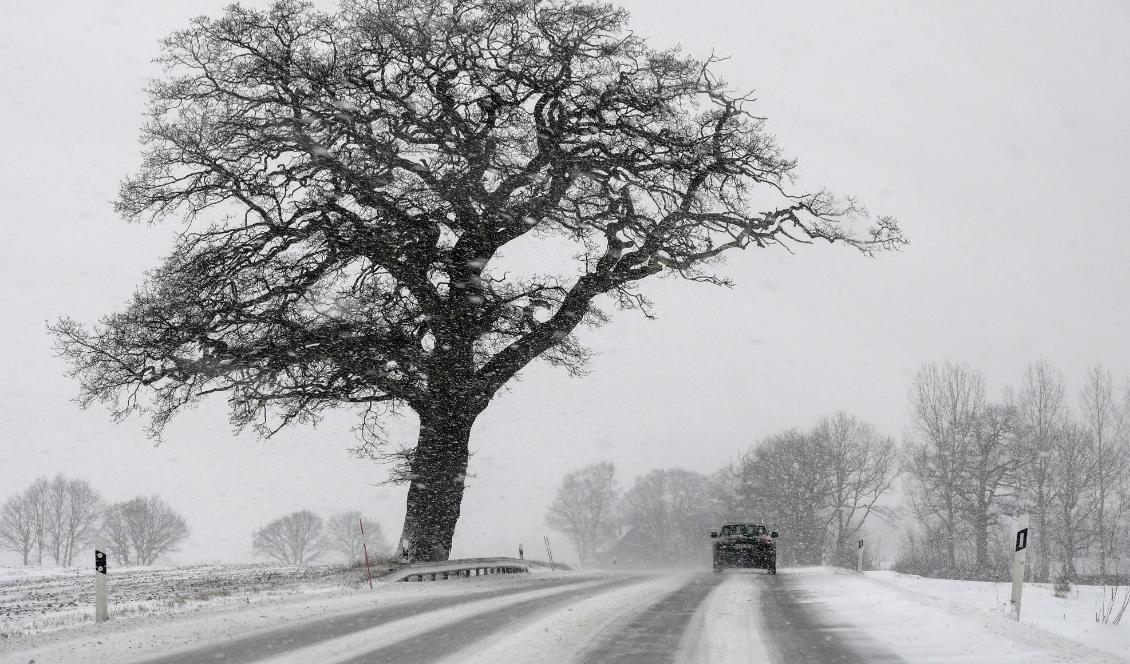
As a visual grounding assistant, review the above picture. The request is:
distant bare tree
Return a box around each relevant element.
[727,414,896,568]
[325,511,388,564]
[545,462,619,565]
[1080,365,1128,581]
[40,475,102,567]
[740,429,829,565]
[1050,420,1098,582]
[0,491,38,566]
[961,402,1021,573]
[1013,360,1068,581]
[622,469,715,566]
[25,478,49,565]
[905,362,985,574]
[814,412,898,564]
[1115,383,1130,570]
[102,502,134,565]
[711,459,746,523]
[103,496,190,566]
[253,510,325,565]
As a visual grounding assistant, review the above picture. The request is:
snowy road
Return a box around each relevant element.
[4,567,1121,664]
[124,570,902,664]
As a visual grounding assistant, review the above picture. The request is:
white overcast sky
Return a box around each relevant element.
[1,0,1129,565]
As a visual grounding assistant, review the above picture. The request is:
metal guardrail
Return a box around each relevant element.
[376,557,569,583]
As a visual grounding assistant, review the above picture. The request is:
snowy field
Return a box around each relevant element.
[0,563,368,638]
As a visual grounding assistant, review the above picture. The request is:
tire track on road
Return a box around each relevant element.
[572,574,724,664]
[131,575,600,664]
[675,572,773,663]
[332,576,646,664]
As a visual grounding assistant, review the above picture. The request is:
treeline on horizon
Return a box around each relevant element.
[0,475,188,567]
[0,476,391,569]
[548,360,1129,584]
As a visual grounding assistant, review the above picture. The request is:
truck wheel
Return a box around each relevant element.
[767,555,777,575]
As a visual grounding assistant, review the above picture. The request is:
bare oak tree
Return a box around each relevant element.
[50,0,901,561]
[545,461,618,565]
[252,510,325,565]
[325,511,388,563]
[103,496,191,565]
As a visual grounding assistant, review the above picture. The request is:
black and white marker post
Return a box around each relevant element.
[1010,514,1029,621]
[856,539,864,573]
[94,535,109,622]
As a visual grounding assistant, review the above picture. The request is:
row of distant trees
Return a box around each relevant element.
[250,510,390,566]
[0,478,392,568]
[0,475,188,566]
[901,360,1130,582]
[546,411,897,569]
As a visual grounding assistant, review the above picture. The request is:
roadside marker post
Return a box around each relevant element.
[95,535,109,622]
[359,517,374,590]
[1010,514,1029,621]
[856,539,864,573]
[544,536,555,570]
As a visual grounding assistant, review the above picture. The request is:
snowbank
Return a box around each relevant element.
[793,567,1126,663]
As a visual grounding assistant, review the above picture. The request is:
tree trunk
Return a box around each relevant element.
[397,407,476,563]
[1097,460,1107,582]
[945,497,958,573]
[973,508,988,574]
[1034,508,1049,582]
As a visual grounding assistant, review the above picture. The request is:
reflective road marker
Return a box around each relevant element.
[95,535,109,622]
[1010,514,1029,621]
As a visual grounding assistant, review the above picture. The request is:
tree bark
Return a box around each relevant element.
[973,507,988,574]
[1034,507,1050,582]
[397,407,477,562]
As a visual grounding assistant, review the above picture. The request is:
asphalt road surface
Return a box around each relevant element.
[120,569,902,664]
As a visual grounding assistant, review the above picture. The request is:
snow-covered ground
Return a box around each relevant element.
[0,563,366,638]
[803,567,1127,663]
[0,565,598,664]
[2,564,1124,663]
